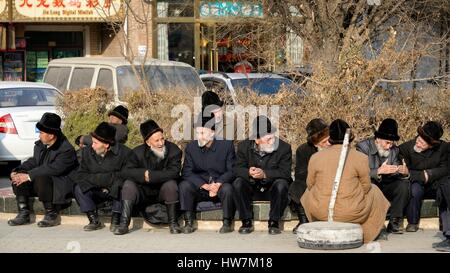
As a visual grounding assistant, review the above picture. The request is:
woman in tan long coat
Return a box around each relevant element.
[301,119,390,243]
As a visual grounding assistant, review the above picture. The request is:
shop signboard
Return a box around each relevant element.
[200,1,263,18]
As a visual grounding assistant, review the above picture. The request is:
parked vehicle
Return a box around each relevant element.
[200,72,302,104]
[0,82,62,164]
[43,57,206,102]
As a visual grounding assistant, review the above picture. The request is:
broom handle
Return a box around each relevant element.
[328,128,351,222]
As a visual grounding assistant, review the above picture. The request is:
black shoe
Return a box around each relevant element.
[406,223,419,232]
[292,222,301,234]
[37,203,60,227]
[433,239,450,252]
[114,200,133,235]
[182,211,197,234]
[268,220,281,235]
[238,219,254,234]
[387,217,403,234]
[219,218,234,233]
[167,203,182,234]
[8,196,31,226]
[110,212,121,232]
[375,226,389,241]
[83,210,104,231]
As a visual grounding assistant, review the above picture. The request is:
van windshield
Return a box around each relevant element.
[116,65,205,98]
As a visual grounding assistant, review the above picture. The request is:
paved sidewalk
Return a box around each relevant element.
[0,219,447,253]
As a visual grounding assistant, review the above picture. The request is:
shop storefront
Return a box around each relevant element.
[0,0,122,81]
[151,0,303,72]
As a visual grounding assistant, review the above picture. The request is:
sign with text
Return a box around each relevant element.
[200,1,263,18]
[13,0,123,21]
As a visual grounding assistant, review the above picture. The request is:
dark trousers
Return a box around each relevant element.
[406,180,436,224]
[179,180,235,219]
[376,179,410,219]
[438,179,450,237]
[74,184,121,213]
[233,177,289,222]
[12,176,53,203]
[121,179,179,206]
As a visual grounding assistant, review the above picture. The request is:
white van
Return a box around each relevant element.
[43,57,206,102]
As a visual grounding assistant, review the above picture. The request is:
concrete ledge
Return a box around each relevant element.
[0,196,440,220]
[0,213,440,231]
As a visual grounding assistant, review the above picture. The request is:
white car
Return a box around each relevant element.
[0,82,62,164]
[200,73,301,104]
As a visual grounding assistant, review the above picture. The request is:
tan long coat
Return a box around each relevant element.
[300,145,390,243]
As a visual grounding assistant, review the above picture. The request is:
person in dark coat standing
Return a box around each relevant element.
[356,118,410,234]
[179,115,236,234]
[434,142,450,251]
[73,122,134,232]
[399,121,448,234]
[118,119,183,235]
[82,105,129,147]
[8,112,78,227]
[233,115,292,235]
[289,118,330,234]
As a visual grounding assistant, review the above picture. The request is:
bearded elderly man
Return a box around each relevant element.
[233,115,292,235]
[356,118,410,235]
[179,115,236,234]
[119,119,183,235]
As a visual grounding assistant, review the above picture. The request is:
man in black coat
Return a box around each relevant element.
[118,119,183,235]
[179,115,236,234]
[233,115,292,235]
[289,118,329,234]
[434,142,450,251]
[73,122,134,232]
[8,112,78,227]
[399,121,448,235]
[356,118,410,234]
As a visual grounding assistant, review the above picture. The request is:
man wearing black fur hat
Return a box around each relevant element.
[289,118,330,234]
[8,112,78,227]
[179,114,236,234]
[399,121,448,238]
[119,119,183,235]
[233,115,292,235]
[73,122,134,232]
[356,118,410,234]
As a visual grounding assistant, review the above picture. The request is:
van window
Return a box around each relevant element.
[69,67,95,91]
[44,67,71,92]
[116,65,205,99]
[96,69,114,96]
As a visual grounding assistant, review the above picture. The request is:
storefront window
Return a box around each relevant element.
[157,0,194,17]
[158,23,195,66]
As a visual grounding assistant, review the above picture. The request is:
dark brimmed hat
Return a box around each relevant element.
[417,121,443,146]
[108,105,129,125]
[306,118,329,145]
[374,118,400,141]
[91,122,116,145]
[328,119,354,145]
[36,112,61,136]
[140,119,163,141]
[202,91,224,111]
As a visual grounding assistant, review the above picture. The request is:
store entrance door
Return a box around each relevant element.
[25,31,83,82]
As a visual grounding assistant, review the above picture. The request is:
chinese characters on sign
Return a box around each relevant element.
[15,0,122,19]
[200,1,263,18]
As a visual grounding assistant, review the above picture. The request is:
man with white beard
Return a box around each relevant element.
[356,118,410,236]
[399,121,448,241]
[119,119,183,235]
[178,115,236,234]
[233,115,292,235]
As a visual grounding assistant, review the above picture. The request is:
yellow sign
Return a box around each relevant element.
[0,0,8,21]
[14,0,122,21]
